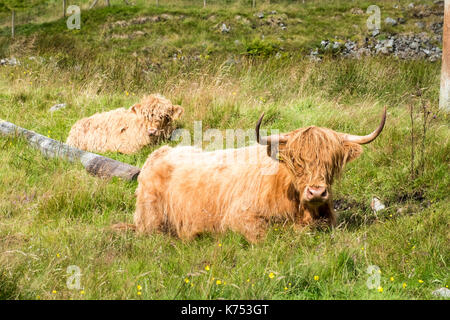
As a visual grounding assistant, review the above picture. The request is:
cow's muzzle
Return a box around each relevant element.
[304,186,329,204]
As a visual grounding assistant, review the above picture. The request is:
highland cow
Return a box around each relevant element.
[66,94,184,154]
[132,108,386,243]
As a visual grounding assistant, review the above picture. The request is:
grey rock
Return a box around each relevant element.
[408,3,415,9]
[371,197,386,213]
[385,17,398,26]
[372,29,380,37]
[49,103,67,112]
[410,41,419,49]
[432,287,450,298]
[220,23,230,33]
[415,22,425,29]
[255,12,264,19]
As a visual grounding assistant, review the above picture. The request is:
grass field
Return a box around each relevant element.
[0,0,449,299]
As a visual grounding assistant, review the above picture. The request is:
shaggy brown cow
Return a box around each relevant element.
[66,94,184,154]
[131,108,386,242]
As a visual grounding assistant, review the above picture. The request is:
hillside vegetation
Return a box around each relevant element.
[0,0,448,299]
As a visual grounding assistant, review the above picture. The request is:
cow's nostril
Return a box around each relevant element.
[321,190,328,198]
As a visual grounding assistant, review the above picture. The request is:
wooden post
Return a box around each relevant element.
[11,10,15,38]
[203,0,206,7]
[440,0,450,111]
[0,120,141,181]
[89,0,99,9]
[63,0,66,18]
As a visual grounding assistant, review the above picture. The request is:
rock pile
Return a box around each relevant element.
[311,32,442,62]
[0,57,19,66]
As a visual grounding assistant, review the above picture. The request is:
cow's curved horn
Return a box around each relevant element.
[256,112,288,145]
[342,107,387,144]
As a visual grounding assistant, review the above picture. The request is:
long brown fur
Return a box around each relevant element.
[66,94,184,154]
[132,125,364,243]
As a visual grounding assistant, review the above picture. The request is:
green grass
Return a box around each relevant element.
[0,0,449,300]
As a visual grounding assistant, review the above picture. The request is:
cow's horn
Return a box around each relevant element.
[256,112,288,145]
[342,107,386,144]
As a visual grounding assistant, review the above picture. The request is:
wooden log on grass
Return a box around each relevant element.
[0,120,141,181]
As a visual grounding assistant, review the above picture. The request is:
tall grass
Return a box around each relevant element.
[0,0,448,300]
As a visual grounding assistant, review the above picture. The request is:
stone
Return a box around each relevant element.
[220,23,230,33]
[350,8,364,15]
[371,197,386,213]
[385,17,398,26]
[432,287,450,298]
[415,22,425,29]
[49,103,67,112]
[255,12,264,19]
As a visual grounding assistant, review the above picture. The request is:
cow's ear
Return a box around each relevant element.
[130,104,140,114]
[343,141,363,163]
[172,105,184,120]
[267,140,288,162]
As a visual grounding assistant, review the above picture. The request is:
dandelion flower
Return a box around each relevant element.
[137,285,142,290]
[402,283,407,289]
[268,272,275,279]
[205,265,210,271]
[218,243,222,247]
[246,279,250,283]
[418,279,423,283]
[314,275,319,281]
[378,286,383,293]
[390,277,394,282]
[216,280,222,285]
[184,278,189,284]
[284,287,288,291]
[52,290,57,294]
[137,291,141,296]
[56,253,60,258]
[80,290,85,295]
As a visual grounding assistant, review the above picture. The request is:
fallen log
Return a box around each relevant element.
[0,120,141,181]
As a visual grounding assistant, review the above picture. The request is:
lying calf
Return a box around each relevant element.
[66,94,184,154]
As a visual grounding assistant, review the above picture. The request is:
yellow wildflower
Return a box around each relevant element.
[378,286,383,293]
[205,265,210,271]
[268,272,275,279]
[216,280,222,285]
[314,275,319,281]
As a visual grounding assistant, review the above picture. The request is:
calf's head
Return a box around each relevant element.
[130,94,184,139]
[256,108,386,223]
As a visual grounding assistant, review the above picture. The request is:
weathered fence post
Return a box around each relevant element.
[440,0,450,111]
[11,10,15,38]
[0,120,141,181]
